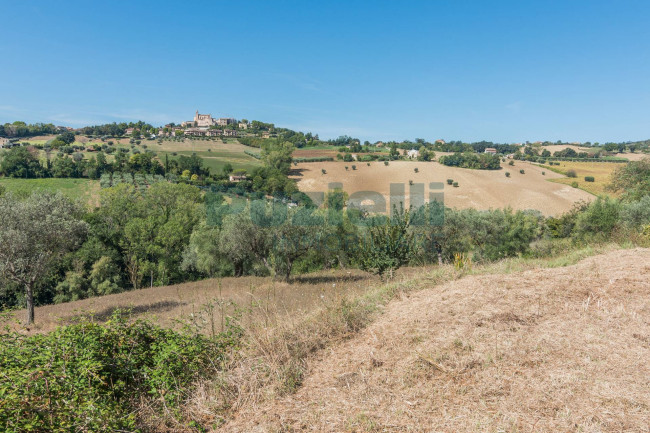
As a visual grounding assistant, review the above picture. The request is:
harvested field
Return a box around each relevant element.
[293,148,340,158]
[293,160,594,216]
[222,248,650,432]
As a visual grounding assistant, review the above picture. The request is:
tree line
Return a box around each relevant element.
[1,157,648,325]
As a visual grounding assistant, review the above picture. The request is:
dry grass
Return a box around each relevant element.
[541,161,623,196]
[10,268,433,335]
[216,247,650,432]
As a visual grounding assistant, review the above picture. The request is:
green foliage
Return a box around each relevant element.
[509,160,515,166]
[607,157,650,201]
[520,169,525,174]
[438,152,500,170]
[453,181,459,187]
[0,146,47,178]
[584,176,595,182]
[571,181,579,188]
[0,312,234,432]
[358,206,413,279]
[566,169,577,178]
[0,192,88,323]
[574,196,621,240]
[505,172,511,177]
[545,201,590,238]
[619,195,650,228]
[446,178,453,185]
[412,205,542,263]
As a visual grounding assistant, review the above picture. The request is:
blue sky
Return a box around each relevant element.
[1,0,649,143]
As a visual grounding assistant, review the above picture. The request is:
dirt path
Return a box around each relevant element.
[222,248,650,432]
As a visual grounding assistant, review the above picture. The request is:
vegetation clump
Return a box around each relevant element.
[0,312,237,432]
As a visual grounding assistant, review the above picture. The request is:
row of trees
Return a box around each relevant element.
[0,121,59,138]
[438,152,501,170]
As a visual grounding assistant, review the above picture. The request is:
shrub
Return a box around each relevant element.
[447,179,453,185]
[571,181,579,188]
[409,180,413,185]
[345,166,349,170]
[508,160,514,166]
[352,165,356,170]
[321,169,326,175]
[566,169,577,178]
[453,181,459,187]
[520,169,525,174]
[542,171,546,175]
[619,196,650,228]
[384,161,389,166]
[414,167,419,173]
[574,196,621,239]
[367,162,370,166]
[585,176,595,182]
[505,172,511,177]
[0,312,236,432]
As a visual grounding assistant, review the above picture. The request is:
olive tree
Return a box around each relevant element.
[0,192,88,324]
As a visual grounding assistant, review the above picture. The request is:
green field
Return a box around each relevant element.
[160,148,262,174]
[0,178,100,205]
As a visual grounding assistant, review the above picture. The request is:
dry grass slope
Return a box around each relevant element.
[222,248,650,432]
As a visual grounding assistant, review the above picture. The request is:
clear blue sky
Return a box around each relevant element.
[1,0,649,143]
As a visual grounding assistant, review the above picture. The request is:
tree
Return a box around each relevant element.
[57,131,76,145]
[0,146,46,178]
[261,140,294,174]
[607,157,650,202]
[358,206,413,279]
[0,192,88,324]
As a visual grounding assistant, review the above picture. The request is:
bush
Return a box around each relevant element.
[352,165,356,170]
[505,172,511,177]
[585,176,595,182]
[0,312,236,432]
[384,161,389,166]
[414,167,419,173]
[619,195,650,228]
[571,181,579,188]
[447,178,453,185]
[520,169,525,174]
[508,160,514,166]
[453,181,459,187]
[574,196,621,239]
[542,171,546,175]
[566,169,577,178]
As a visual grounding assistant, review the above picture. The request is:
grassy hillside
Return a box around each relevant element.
[0,178,99,204]
[540,160,622,196]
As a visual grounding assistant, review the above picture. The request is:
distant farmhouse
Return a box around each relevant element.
[0,137,10,148]
[484,147,497,154]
